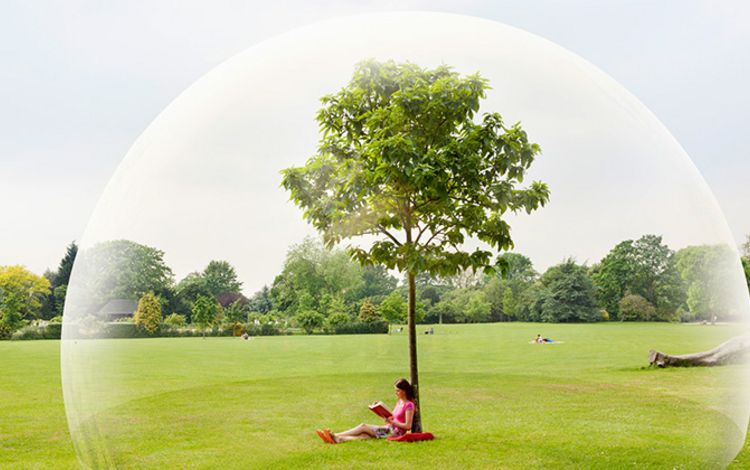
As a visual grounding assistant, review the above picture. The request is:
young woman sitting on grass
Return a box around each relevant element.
[317,378,415,444]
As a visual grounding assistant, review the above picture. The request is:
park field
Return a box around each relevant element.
[2,323,750,469]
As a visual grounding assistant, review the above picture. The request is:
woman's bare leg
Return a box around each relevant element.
[335,433,373,442]
[334,423,378,438]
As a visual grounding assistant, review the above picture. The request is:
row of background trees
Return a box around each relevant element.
[1,234,750,338]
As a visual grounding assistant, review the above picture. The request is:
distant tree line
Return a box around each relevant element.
[2,234,750,339]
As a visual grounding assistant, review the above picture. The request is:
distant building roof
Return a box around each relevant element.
[216,292,249,308]
[98,299,138,317]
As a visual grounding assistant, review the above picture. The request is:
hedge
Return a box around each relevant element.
[8,319,387,340]
[333,320,388,335]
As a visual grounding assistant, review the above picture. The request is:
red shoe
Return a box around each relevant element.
[316,429,332,444]
[324,429,337,444]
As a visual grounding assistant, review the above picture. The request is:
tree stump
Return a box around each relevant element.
[648,335,750,368]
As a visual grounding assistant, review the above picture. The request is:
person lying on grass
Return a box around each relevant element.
[316,378,415,444]
[532,334,554,344]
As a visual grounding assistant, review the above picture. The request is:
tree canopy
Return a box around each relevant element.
[54,241,78,288]
[0,265,51,335]
[281,59,549,278]
[537,259,599,323]
[591,235,684,320]
[73,240,174,313]
[675,244,739,320]
[202,260,243,297]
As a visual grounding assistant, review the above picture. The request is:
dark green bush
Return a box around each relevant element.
[41,323,62,339]
[0,327,11,340]
[333,320,388,335]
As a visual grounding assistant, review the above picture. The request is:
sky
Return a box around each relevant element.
[1,1,749,289]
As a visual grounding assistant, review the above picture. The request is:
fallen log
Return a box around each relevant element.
[648,334,750,368]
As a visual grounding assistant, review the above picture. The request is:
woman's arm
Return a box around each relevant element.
[388,406,414,431]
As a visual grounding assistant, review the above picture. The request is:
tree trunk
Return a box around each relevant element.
[648,334,750,367]
[407,271,422,432]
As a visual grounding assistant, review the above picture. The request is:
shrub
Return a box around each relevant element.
[295,310,325,334]
[134,292,162,334]
[677,307,695,323]
[41,322,62,339]
[105,323,150,338]
[263,322,285,336]
[11,325,42,340]
[324,312,351,333]
[618,294,656,321]
[358,300,381,323]
[0,323,13,340]
[163,313,187,328]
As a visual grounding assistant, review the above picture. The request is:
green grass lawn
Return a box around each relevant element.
[2,323,750,469]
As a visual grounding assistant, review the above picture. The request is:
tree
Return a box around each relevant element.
[192,295,219,338]
[430,288,488,323]
[0,265,51,333]
[742,257,750,294]
[296,310,325,334]
[539,259,599,323]
[134,292,162,334]
[53,285,67,317]
[202,260,242,297]
[675,244,739,320]
[326,295,349,318]
[483,253,537,321]
[72,240,174,314]
[281,60,549,431]
[224,299,249,324]
[380,291,407,325]
[248,286,273,314]
[591,235,684,320]
[355,265,398,300]
[41,241,78,320]
[358,299,381,323]
[54,241,78,288]
[270,237,364,316]
[462,290,491,323]
[175,272,211,320]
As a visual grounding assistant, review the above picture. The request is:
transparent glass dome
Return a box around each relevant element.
[62,12,750,468]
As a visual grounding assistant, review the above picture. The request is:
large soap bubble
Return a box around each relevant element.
[62,12,750,468]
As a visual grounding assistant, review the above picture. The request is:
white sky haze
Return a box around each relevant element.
[1,1,748,294]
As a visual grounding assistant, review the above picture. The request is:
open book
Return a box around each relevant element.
[369,401,392,419]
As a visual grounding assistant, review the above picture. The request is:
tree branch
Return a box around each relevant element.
[414,222,429,245]
[378,225,402,246]
[422,227,446,247]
